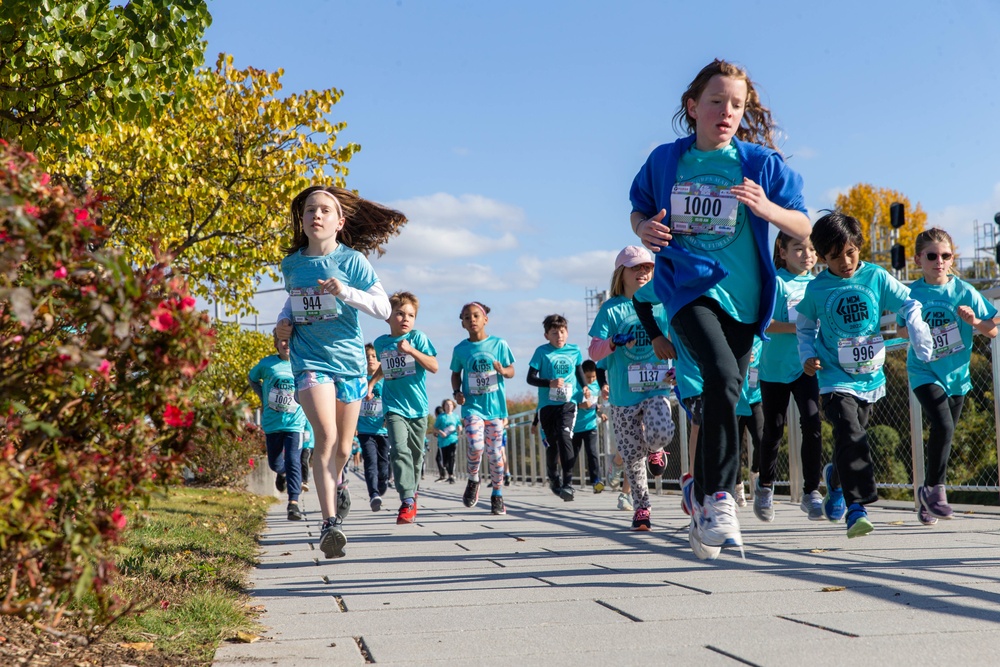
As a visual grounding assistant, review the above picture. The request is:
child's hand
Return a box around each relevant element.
[600,385,610,401]
[365,389,374,400]
[638,209,672,252]
[651,336,676,361]
[275,319,293,341]
[600,413,608,423]
[397,339,414,356]
[730,178,776,220]
[454,390,465,406]
[583,386,592,400]
[317,277,343,296]
[611,332,636,348]
[549,378,564,388]
[492,360,503,373]
[803,357,822,376]
[957,305,977,326]
[530,423,538,436]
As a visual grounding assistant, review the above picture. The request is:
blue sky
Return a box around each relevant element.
[204,0,1000,404]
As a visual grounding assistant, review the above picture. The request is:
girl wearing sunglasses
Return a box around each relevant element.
[896,228,999,525]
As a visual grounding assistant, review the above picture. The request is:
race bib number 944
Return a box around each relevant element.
[289,286,340,323]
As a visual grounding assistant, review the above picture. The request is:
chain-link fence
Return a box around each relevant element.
[445,294,1000,506]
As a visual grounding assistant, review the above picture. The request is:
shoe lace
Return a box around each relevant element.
[649,451,664,465]
[634,508,650,521]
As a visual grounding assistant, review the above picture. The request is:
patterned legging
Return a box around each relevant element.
[464,415,505,488]
[610,396,675,511]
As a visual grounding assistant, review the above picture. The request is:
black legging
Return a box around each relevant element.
[671,297,756,499]
[758,374,822,493]
[439,444,457,477]
[913,383,965,487]
[737,402,763,482]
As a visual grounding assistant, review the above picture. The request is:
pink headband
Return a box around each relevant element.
[464,302,487,316]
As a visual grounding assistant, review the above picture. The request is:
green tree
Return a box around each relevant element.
[195,321,274,410]
[0,0,210,152]
[834,184,927,278]
[61,55,359,313]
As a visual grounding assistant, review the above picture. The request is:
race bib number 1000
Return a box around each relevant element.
[669,182,738,235]
[289,286,340,324]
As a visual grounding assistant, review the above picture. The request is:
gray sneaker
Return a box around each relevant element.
[336,484,351,521]
[753,477,774,522]
[800,490,824,521]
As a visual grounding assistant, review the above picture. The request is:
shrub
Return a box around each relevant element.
[0,140,246,627]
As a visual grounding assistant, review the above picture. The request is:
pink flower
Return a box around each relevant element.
[0,230,7,242]
[197,467,204,473]
[97,359,111,379]
[110,507,127,530]
[163,404,194,428]
[248,457,255,468]
[179,296,196,312]
[38,173,50,186]
[23,205,39,217]
[52,264,68,279]
[73,208,89,222]
[149,308,175,332]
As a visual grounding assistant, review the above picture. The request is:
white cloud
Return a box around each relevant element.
[381,221,518,263]
[375,262,511,294]
[389,192,524,228]
[821,185,852,207]
[513,250,617,291]
[926,182,1000,262]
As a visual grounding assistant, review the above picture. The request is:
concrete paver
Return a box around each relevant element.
[213,474,1000,666]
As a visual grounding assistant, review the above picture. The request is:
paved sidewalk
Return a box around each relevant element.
[214,474,1000,666]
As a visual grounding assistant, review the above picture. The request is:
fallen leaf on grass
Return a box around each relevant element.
[119,642,155,651]
[820,586,846,592]
[232,632,261,644]
[248,605,266,613]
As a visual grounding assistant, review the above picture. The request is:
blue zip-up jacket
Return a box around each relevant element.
[629,135,807,340]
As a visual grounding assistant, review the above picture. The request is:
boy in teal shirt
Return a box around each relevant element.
[249,332,308,521]
[527,314,589,501]
[572,359,606,492]
[797,213,934,538]
[370,292,438,524]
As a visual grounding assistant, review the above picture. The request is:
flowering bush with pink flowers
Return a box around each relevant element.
[0,140,248,627]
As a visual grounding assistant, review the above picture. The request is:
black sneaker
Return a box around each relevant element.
[463,479,480,508]
[319,517,347,558]
[448,476,456,484]
[504,473,512,486]
[275,473,286,493]
[336,484,351,521]
[549,479,562,496]
[559,485,576,502]
[491,495,506,515]
[287,502,303,521]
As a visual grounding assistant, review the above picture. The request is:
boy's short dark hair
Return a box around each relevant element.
[364,342,375,354]
[811,211,863,260]
[542,314,568,333]
[582,359,597,374]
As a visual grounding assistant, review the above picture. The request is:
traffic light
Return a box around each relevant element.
[890,202,905,229]
[995,211,1000,225]
[891,243,906,270]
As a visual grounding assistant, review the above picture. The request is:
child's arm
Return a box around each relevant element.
[959,306,1000,338]
[248,377,263,401]
[317,278,391,320]
[398,338,438,373]
[493,360,515,379]
[730,177,811,241]
[899,299,935,362]
[451,371,465,405]
[596,367,610,401]
[275,299,294,339]
[574,365,592,398]
[795,312,822,376]
[525,366,550,388]
[366,367,384,398]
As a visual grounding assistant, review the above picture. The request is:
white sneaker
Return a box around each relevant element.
[688,495,721,561]
[698,492,743,547]
[734,482,747,508]
[617,492,633,511]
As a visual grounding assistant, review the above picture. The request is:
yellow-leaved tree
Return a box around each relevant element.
[193,321,274,410]
[61,53,358,313]
[834,184,927,276]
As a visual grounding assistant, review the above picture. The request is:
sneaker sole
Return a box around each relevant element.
[631,524,651,532]
[320,527,347,558]
[918,492,954,520]
[689,521,721,560]
[370,497,382,512]
[847,517,874,538]
[559,490,575,502]
[287,512,303,521]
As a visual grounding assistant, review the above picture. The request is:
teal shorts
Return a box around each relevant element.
[295,371,367,403]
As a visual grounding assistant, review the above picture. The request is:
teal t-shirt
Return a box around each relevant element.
[736,336,763,416]
[633,281,701,400]
[573,380,601,433]
[895,276,997,396]
[589,293,671,407]
[374,330,437,419]
[434,412,461,447]
[302,420,314,449]
[248,355,308,434]
[450,336,516,420]
[797,262,910,395]
[760,268,814,384]
[280,245,379,379]
[529,342,583,409]
[357,377,388,436]
[673,142,758,324]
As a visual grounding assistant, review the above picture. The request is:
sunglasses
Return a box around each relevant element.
[924,252,953,261]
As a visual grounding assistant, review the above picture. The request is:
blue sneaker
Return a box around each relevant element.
[846,503,874,538]
[822,463,846,522]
